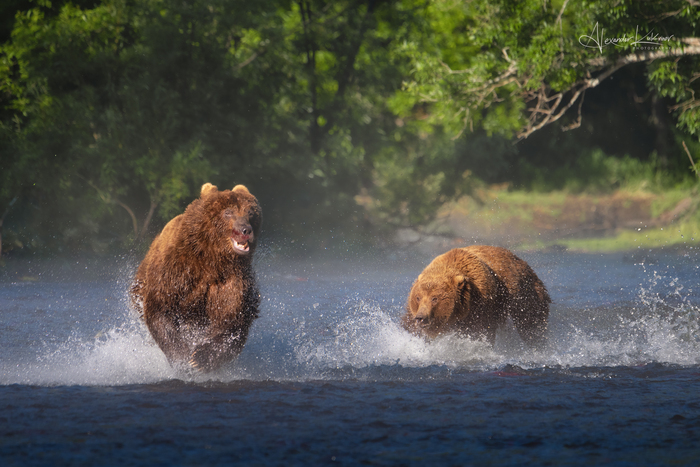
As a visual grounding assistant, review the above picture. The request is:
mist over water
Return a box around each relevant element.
[2,249,698,386]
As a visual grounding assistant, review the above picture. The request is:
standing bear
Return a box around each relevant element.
[403,245,550,348]
[130,183,262,372]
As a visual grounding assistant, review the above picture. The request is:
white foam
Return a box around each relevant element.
[290,290,700,374]
[1,318,176,386]
[2,264,698,386]
[294,299,504,371]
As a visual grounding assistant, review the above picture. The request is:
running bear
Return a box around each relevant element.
[403,246,550,347]
[130,183,262,372]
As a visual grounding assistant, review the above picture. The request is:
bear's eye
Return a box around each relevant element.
[223,208,234,218]
[414,294,421,302]
[431,297,438,304]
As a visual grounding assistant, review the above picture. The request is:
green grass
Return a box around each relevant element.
[650,189,693,218]
[553,221,700,252]
[445,185,700,253]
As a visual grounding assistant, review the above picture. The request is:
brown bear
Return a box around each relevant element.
[402,245,550,348]
[130,183,262,372]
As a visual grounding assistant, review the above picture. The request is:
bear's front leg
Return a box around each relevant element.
[189,279,260,372]
[188,330,248,372]
[144,304,193,365]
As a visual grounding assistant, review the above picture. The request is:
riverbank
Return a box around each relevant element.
[390,185,700,254]
[1,185,698,275]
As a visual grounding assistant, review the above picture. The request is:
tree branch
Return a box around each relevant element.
[682,141,700,179]
[448,48,521,138]
[588,41,700,68]
[518,40,700,139]
[556,0,570,26]
[80,176,140,238]
[233,50,264,71]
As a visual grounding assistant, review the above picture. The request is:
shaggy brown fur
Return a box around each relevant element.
[403,245,550,347]
[130,183,262,372]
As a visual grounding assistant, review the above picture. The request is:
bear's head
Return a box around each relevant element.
[198,182,262,257]
[405,273,470,338]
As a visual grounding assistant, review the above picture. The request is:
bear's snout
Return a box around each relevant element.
[232,226,252,241]
[414,305,431,327]
[231,222,255,254]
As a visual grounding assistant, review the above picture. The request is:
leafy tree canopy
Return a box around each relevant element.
[1,0,699,256]
[394,0,700,140]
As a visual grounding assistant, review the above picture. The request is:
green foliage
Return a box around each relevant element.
[359,134,462,226]
[0,0,429,253]
[2,0,700,256]
[396,0,700,144]
[515,149,697,194]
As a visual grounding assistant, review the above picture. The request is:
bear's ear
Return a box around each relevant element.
[232,184,250,195]
[454,275,470,303]
[201,183,218,196]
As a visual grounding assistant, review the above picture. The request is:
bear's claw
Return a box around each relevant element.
[189,343,222,373]
[188,348,209,372]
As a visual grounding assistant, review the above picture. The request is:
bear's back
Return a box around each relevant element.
[461,246,549,303]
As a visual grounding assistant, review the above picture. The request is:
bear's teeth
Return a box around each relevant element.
[232,239,249,252]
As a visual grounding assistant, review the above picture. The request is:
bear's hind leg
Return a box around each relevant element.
[510,302,549,350]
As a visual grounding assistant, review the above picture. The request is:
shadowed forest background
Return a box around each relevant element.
[1,0,700,259]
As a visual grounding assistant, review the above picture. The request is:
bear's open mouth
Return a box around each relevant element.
[231,228,252,254]
[231,238,250,253]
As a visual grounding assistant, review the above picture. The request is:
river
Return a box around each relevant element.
[1,247,699,465]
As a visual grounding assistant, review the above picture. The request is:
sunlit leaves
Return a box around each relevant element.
[395,0,700,144]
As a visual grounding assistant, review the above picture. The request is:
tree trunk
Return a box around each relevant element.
[650,93,672,166]
[115,199,139,238]
[298,0,321,155]
[0,197,19,258]
[138,198,158,241]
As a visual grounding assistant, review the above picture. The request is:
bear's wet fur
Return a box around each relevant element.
[130,183,262,372]
[403,245,550,347]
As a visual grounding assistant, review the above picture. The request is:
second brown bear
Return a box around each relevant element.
[403,245,550,347]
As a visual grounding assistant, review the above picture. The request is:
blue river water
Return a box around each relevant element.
[1,247,699,465]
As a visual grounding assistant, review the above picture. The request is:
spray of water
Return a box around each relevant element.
[1,258,698,386]
[545,266,700,368]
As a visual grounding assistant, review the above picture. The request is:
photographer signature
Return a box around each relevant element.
[579,22,674,53]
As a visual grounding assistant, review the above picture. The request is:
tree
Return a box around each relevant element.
[0,0,427,252]
[395,0,700,144]
[0,0,258,251]
[6,0,696,254]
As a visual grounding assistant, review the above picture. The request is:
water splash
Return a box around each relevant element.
[544,266,700,368]
[294,298,504,373]
[0,304,176,386]
[1,255,699,386]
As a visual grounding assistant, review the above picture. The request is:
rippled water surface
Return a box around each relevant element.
[1,249,700,465]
